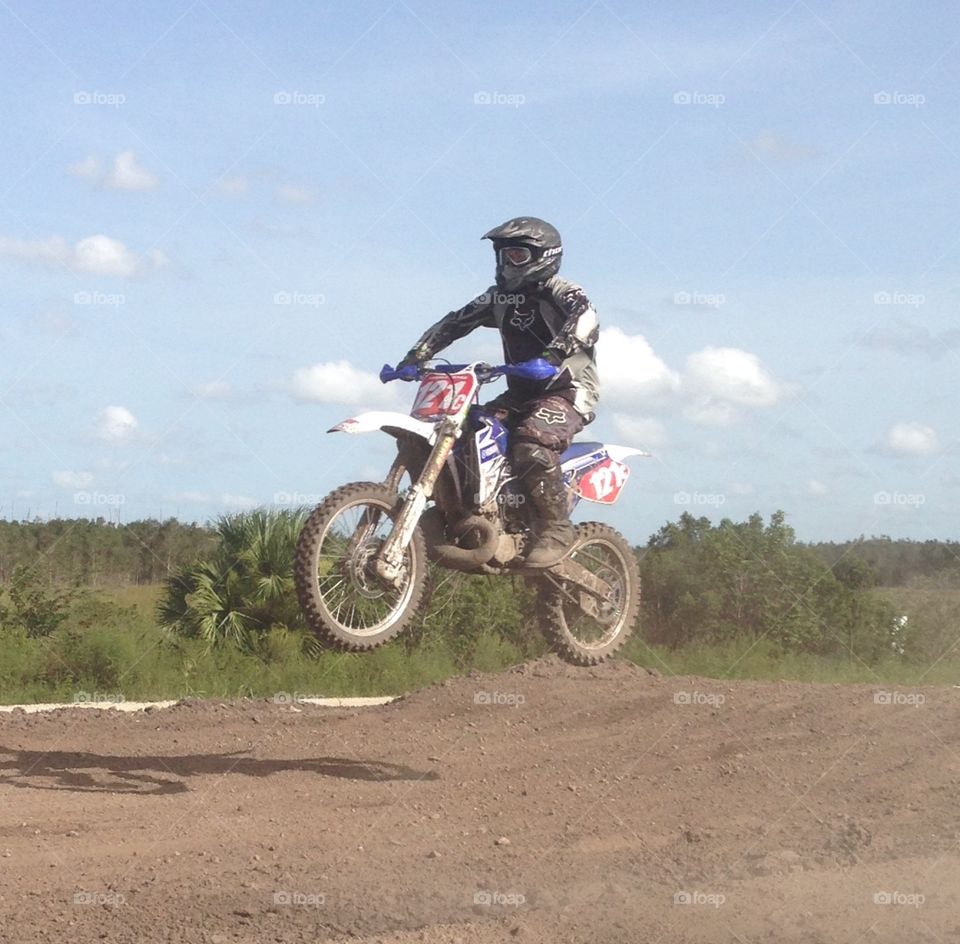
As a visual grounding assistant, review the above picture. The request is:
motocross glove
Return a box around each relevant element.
[396,350,422,371]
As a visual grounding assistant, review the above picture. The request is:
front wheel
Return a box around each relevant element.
[536,522,640,665]
[294,482,428,650]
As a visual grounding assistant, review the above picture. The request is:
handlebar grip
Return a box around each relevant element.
[379,364,420,383]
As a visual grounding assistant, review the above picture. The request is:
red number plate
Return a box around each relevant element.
[576,458,630,504]
[411,372,476,419]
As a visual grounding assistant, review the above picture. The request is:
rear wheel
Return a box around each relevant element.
[294,482,428,650]
[536,522,639,665]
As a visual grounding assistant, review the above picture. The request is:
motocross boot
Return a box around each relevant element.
[524,463,576,568]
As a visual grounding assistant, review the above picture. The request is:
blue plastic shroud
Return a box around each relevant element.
[560,441,605,463]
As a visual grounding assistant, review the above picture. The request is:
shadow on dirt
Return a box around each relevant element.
[0,747,439,795]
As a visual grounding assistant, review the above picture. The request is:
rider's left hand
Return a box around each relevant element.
[396,350,421,371]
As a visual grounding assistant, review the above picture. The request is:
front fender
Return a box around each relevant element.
[328,411,438,444]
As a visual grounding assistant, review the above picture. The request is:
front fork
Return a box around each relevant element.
[374,418,459,585]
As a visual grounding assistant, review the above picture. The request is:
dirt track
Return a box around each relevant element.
[1,657,958,943]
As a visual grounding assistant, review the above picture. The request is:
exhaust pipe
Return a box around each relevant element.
[429,515,499,570]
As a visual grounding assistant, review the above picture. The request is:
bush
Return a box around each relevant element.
[158,509,308,650]
[640,511,897,661]
[0,566,79,637]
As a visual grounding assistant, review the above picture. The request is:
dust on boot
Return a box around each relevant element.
[523,459,576,568]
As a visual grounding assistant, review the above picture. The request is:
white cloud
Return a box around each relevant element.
[855,320,960,360]
[192,380,233,400]
[599,330,789,431]
[0,232,166,278]
[53,470,93,489]
[67,156,101,178]
[216,176,249,196]
[808,479,829,496]
[103,150,159,191]
[276,184,317,205]
[682,347,788,426]
[0,235,71,267]
[883,422,940,456]
[96,405,139,443]
[74,235,142,277]
[597,327,680,405]
[291,360,397,407]
[612,413,667,449]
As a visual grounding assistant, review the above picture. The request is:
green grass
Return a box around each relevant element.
[2,583,960,705]
[0,584,532,704]
[625,635,960,685]
[624,585,960,685]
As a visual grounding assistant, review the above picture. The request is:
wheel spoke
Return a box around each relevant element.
[560,538,630,649]
[310,496,417,636]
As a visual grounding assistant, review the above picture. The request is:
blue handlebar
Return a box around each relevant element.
[379,358,558,384]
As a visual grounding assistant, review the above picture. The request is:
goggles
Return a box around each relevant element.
[498,245,533,266]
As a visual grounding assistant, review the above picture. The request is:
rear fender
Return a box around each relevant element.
[563,443,651,506]
[328,411,438,445]
[605,445,651,463]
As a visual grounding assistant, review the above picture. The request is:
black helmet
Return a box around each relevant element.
[482,217,562,291]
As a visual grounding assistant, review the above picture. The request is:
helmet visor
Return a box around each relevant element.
[498,245,533,266]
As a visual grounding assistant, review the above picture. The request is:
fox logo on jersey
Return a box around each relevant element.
[534,405,567,425]
[509,311,535,330]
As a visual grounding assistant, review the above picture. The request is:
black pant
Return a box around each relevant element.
[485,392,585,484]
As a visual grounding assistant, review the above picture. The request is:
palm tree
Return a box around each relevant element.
[158,508,308,650]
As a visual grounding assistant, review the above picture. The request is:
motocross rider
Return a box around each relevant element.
[397,217,599,568]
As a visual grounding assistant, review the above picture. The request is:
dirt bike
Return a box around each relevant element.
[294,358,648,664]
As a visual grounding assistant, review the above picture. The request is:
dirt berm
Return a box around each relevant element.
[1,656,958,943]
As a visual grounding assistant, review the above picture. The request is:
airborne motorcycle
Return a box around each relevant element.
[294,359,647,664]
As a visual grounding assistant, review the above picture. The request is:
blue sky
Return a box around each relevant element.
[0,0,957,544]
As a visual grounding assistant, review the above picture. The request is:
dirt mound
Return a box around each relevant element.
[1,661,958,943]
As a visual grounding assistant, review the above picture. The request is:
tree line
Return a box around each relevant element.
[0,518,215,587]
[0,516,956,590]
